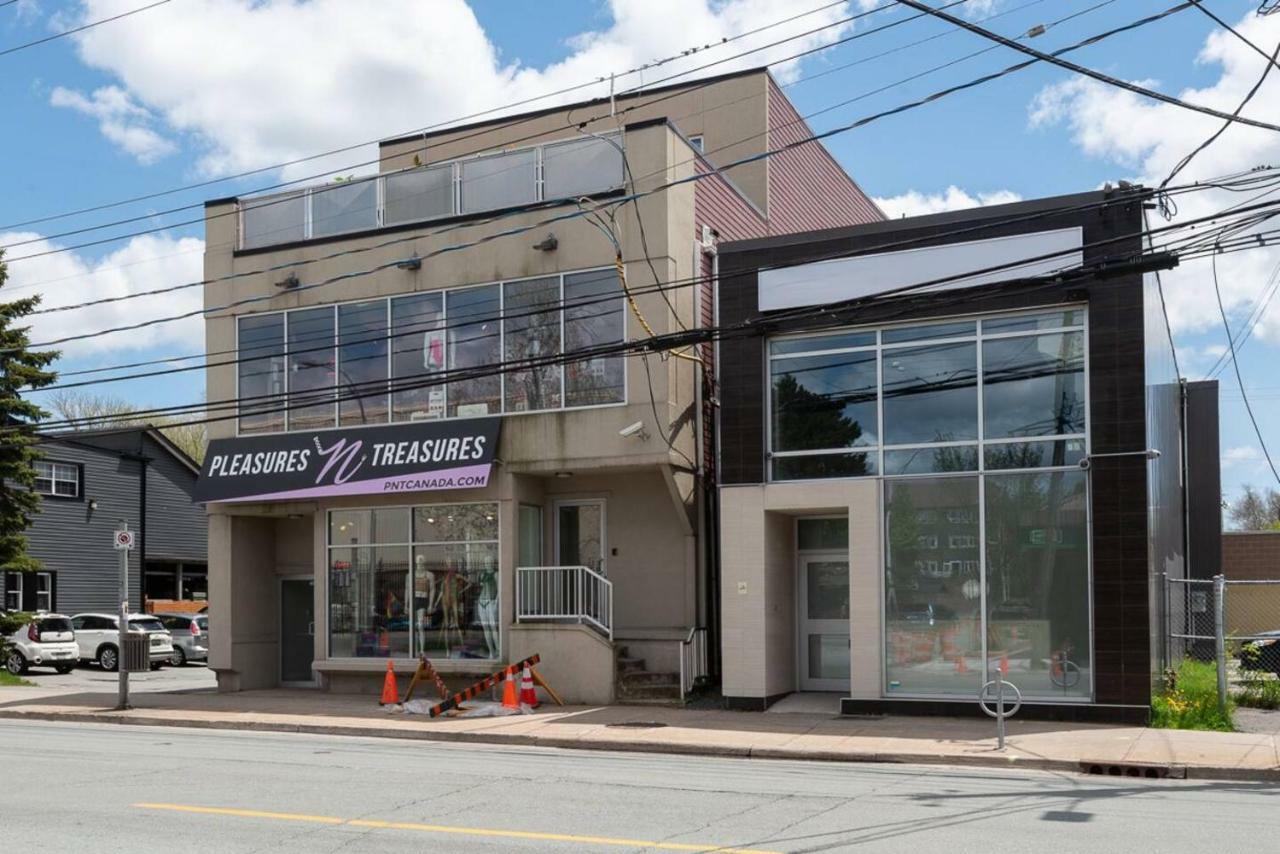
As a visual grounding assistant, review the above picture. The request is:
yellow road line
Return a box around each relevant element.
[132,802,781,854]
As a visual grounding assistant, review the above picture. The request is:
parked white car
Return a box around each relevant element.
[4,613,78,675]
[70,613,173,672]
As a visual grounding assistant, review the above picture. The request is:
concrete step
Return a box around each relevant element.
[616,656,645,674]
[620,670,680,688]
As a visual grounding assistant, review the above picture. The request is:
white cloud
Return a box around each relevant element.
[873,186,1023,219]
[0,232,205,358]
[49,85,176,164]
[60,0,858,180]
[1027,11,1280,348]
[1224,445,1263,468]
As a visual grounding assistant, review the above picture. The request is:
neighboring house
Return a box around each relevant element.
[197,67,882,700]
[713,187,1221,722]
[2,427,207,616]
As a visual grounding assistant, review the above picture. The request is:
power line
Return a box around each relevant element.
[0,0,172,59]
[896,0,1280,133]
[1212,250,1280,486]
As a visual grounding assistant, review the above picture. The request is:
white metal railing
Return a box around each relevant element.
[679,626,709,697]
[237,133,624,250]
[515,566,613,639]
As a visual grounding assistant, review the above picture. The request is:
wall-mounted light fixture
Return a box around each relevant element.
[274,273,300,290]
[532,233,558,252]
[554,471,573,479]
[396,253,422,271]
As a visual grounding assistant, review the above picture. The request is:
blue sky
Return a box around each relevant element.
[2,0,1279,513]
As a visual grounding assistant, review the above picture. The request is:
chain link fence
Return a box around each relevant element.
[1165,575,1280,704]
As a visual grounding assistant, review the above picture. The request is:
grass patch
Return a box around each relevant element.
[1235,676,1280,710]
[0,670,34,687]
[1151,660,1234,731]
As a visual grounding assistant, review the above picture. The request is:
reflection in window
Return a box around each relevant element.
[504,277,562,411]
[883,446,978,475]
[772,453,875,481]
[563,270,625,406]
[882,342,978,445]
[237,313,286,433]
[328,546,411,659]
[985,471,1090,698]
[447,286,502,417]
[984,439,1086,470]
[390,293,445,421]
[884,477,982,696]
[982,332,1085,438]
[287,306,336,430]
[771,351,878,452]
[338,300,388,426]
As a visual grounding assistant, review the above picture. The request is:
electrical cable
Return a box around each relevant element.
[1212,250,1280,486]
[0,0,172,58]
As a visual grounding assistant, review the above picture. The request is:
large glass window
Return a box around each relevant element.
[391,292,446,422]
[287,306,336,431]
[447,285,502,417]
[338,301,388,426]
[563,270,625,407]
[982,331,1085,438]
[327,505,499,661]
[237,313,286,434]
[882,342,978,445]
[504,277,562,412]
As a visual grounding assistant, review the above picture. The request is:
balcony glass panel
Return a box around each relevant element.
[311,179,378,237]
[460,149,537,214]
[542,135,624,201]
[384,165,453,225]
[241,191,306,249]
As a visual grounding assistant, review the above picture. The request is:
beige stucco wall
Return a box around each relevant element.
[508,623,615,705]
[208,514,285,691]
[719,480,882,701]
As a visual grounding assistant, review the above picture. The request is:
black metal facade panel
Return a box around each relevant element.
[4,430,205,614]
[1186,380,1223,580]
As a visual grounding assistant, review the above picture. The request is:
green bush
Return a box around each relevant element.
[1236,677,1280,710]
[1151,660,1235,731]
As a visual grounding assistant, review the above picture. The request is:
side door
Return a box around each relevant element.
[72,616,98,660]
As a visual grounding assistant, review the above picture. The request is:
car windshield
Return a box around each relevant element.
[37,618,73,633]
[128,619,166,633]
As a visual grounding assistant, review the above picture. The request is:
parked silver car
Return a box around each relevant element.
[70,613,173,671]
[156,613,209,666]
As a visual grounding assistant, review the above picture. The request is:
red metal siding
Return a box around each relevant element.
[765,77,883,233]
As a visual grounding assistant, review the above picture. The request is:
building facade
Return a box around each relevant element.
[198,68,881,701]
[3,428,207,615]
[714,188,1218,722]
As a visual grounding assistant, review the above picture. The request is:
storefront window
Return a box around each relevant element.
[982,332,1085,439]
[882,342,978,445]
[884,477,983,696]
[328,504,499,661]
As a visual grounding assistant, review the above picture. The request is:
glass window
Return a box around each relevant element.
[503,277,562,412]
[390,292,446,422]
[33,461,78,497]
[4,572,21,611]
[797,518,848,551]
[882,342,977,445]
[384,165,453,225]
[770,331,875,355]
[413,504,498,543]
[982,332,1085,439]
[460,149,537,214]
[338,300,389,426]
[181,571,208,602]
[884,446,978,475]
[985,471,1090,698]
[446,285,502,417]
[287,306,336,431]
[240,191,305,249]
[518,504,543,566]
[882,321,975,344]
[541,135,624,201]
[563,270,625,407]
[237,313,286,433]
[984,439,1086,470]
[328,546,411,659]
[982,310,1083,334]
[772,452,876,481]
[329,508,411,546]
[884,476,982,696]
[771,351,877,452]
[310,179,377,237]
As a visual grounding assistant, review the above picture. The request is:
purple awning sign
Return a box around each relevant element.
[194,418,501,503]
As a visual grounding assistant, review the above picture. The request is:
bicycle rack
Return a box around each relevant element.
[978,670,1022,751]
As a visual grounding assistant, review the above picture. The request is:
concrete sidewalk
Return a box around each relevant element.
[2,686,1278,782]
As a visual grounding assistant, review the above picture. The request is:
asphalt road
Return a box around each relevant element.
[3,720,1277,853]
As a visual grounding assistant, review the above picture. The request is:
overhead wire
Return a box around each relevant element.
[0,0,172,59]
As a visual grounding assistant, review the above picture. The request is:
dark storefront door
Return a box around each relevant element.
[280,578,315,685]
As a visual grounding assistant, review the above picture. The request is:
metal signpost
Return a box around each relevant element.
[978,669,1022,751]
[114,522,136,711]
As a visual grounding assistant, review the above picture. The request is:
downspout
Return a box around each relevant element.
[138,439,149,614]
[708,246,723,681]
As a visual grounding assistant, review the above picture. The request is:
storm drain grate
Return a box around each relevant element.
[1081,761,1186,779]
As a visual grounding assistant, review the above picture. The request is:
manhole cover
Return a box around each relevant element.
[605,721,668,729]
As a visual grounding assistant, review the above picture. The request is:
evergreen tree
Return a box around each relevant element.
[0,250,58,573]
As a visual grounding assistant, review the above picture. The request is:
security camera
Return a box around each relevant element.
[619,421,649,440]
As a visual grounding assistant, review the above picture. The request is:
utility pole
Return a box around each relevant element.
[114,521,136,711]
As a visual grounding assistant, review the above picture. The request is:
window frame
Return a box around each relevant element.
[34,572,53,612]
[3,572,22,611]
[33,459,82,500]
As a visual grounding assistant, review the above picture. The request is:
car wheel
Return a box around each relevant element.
[150,662,163,671]
[99,645,119,672]
[169,647,187,667]
[54,664,74,675]
[4,650,26,676]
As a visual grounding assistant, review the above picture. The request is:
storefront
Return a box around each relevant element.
[715,188,1207,722]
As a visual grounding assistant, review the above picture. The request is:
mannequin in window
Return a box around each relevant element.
[475,561,499,658]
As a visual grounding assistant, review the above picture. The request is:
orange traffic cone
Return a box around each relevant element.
[999,653,1009,675]
[954,655,968,674]
[380,659,399,705]
[501,672,519,709]
[520,665,539,708]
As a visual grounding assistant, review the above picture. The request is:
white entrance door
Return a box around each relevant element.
[798,554,851,692]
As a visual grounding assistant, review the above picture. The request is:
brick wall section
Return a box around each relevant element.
[764,77,883,233]
[1223,532,1280,580]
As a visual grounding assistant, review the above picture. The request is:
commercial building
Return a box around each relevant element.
[3,428,207,615]
[714,188,1218,721]
[198,68,881,700]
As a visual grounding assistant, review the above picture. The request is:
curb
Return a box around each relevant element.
[3,708,1277,783]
